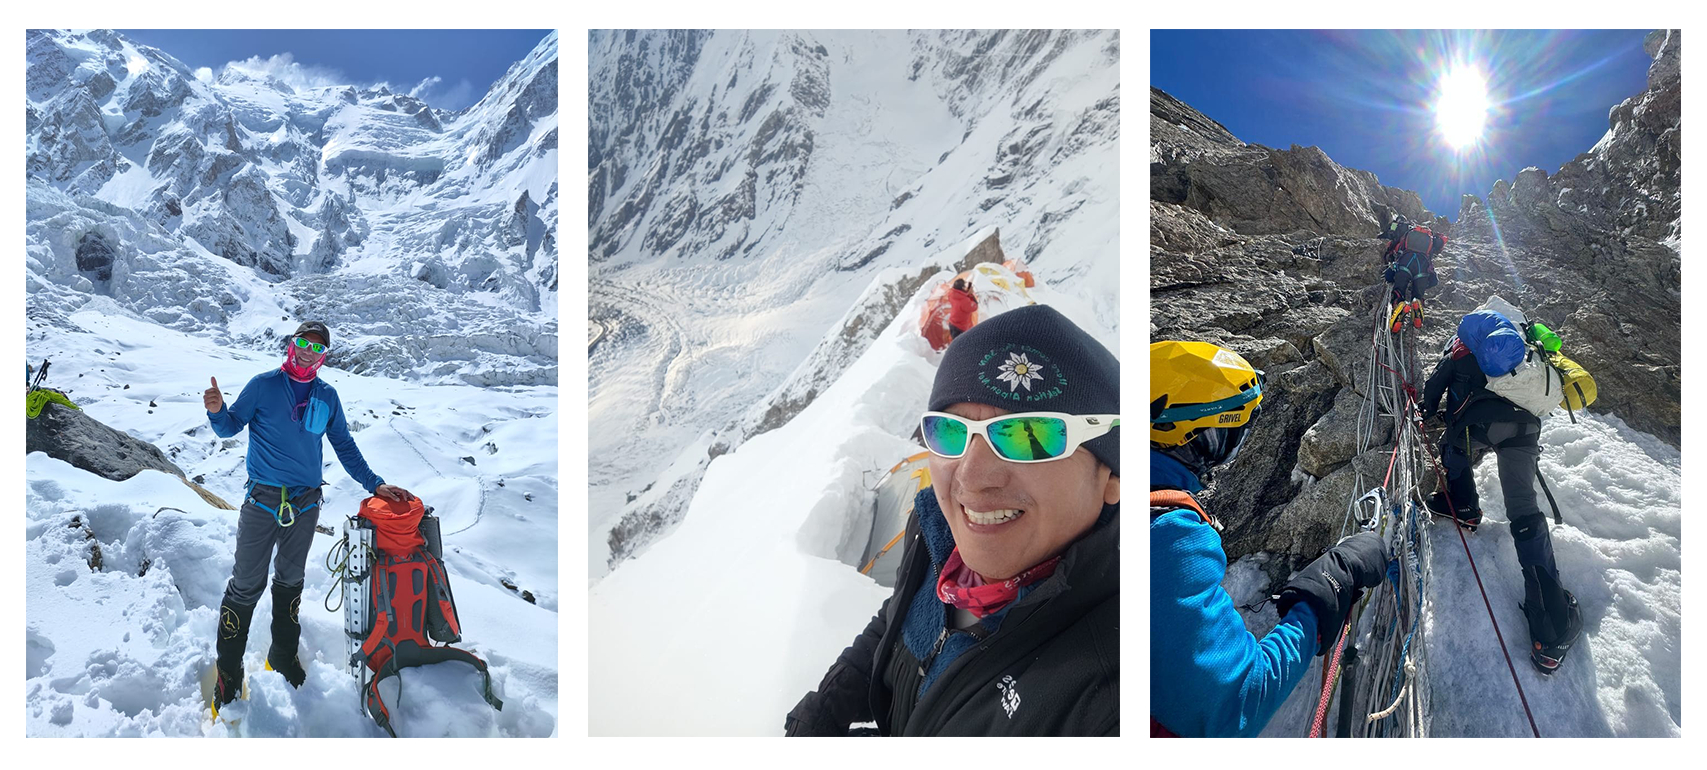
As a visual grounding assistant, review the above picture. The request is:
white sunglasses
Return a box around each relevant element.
[920,411,1120,463]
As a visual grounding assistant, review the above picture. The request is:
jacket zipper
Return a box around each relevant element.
[917,627,950,677]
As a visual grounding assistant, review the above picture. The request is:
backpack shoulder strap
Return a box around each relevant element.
[1150,489,1219,531]
[364,640,504,737]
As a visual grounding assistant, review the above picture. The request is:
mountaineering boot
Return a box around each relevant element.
[1522,567,1583,674]
[1411,299,1424,328]
[265,582,307,688]
[1389,303,1408,333]
[1424,491,1482,529]
[215,597,256,707]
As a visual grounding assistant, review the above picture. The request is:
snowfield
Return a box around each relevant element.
[25,311,558,737]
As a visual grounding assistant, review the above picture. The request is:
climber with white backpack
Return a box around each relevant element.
[1417,296,1596,673]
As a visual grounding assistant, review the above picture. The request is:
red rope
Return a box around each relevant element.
[1410,409,1543,738]
[1381,437,1401,490]
[1309,617,1353,738]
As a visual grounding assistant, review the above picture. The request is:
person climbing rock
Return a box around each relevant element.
[203,321,414,708]
[1150,340,1389,737]
[944,278,979,341]
[786,305,1119,735]
[1419,319,1583,674]
[1379,216,1445,332]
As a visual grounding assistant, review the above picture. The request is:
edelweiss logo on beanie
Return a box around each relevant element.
[978,344,1065,402]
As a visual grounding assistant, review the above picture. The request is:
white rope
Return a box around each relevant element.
[1366,656,1419,721]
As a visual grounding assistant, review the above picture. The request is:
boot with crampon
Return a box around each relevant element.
[1522,566,1583,674]
[265,581,307,688]
[1424,491,1482,530]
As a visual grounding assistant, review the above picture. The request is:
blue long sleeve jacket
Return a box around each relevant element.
[1150,450,1317,737]
[207,368,384,493]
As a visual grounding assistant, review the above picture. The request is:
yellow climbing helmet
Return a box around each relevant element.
[1150,341,1264,448]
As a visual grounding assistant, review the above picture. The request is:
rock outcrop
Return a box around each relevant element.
[1151,31,1680,579]
[26,401,187,482]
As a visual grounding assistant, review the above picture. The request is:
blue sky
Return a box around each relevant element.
[1151,30,1654,220]
[117,29,553,112]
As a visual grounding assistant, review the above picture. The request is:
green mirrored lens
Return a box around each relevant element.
[923,415,969,457]
[988,416,1068,461]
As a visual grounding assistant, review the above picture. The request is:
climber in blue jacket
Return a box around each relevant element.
[202,321,413,709]
[1150,341,1388,737]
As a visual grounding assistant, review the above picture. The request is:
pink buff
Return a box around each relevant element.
[282,352,324,382]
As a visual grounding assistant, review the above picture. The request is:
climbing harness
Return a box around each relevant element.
[246,482,320,528]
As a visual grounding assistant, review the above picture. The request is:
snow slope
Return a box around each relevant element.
[1226,411,1682,737]
[24,308,558,737]
[588,30,1119,577]
[588,271,1113,735]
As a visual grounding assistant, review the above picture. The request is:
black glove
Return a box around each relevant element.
[784,697,842,736]
[1382,265,1396,283]
[1274,531,1390,655]
[784,661,868,736]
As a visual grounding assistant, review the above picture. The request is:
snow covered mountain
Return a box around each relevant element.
[24,29,560,737]
[1149,30,1680,736]
[26,28,559,386]
[587,30,1120,577]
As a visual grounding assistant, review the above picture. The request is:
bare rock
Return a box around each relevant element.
[26,402,186,482]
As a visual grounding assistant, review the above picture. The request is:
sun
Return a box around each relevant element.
[1435,65,1489,150]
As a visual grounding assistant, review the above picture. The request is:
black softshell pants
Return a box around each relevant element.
[222,483,324,606]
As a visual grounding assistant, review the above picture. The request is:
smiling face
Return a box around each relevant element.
[293,332,326,367]
[930,402,1119,581]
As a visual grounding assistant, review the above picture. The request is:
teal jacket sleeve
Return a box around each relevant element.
[324,389,384,493]
[1151,509,1319,737]
[208,376,261,438]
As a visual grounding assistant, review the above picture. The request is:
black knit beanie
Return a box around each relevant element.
[927,304,1120,475]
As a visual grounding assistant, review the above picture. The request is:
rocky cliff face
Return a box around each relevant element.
[1150,31,1680,579]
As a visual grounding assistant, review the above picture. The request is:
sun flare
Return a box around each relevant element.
[1436,65,1489,150]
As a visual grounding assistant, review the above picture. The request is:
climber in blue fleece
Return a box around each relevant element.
[1150,341,1387,737]
[203,321,413,708]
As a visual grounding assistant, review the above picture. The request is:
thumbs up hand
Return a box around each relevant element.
[204,377,225,413]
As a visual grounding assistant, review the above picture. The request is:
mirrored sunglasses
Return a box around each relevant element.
[920,411,1119,463]
[292,337,327,354]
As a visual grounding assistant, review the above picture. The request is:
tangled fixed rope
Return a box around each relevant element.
[1313,298,1433,737]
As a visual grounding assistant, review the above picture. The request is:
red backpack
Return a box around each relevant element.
[355,496,502,737]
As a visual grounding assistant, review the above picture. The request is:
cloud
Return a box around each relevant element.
[218,53,351,91]
[194,67,213,84]
[406,75,478,111]
[408,76,442,98]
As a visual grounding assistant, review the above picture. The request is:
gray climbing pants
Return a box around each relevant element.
[222,483,323,606]
[1442,421,1555,576]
